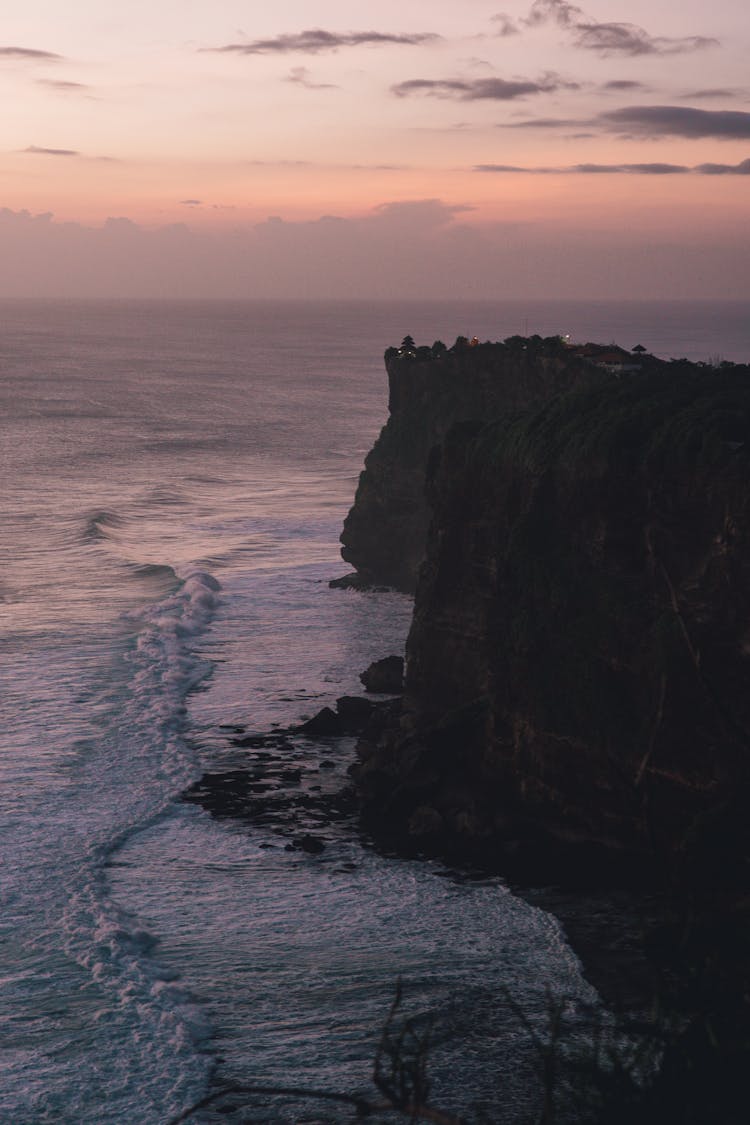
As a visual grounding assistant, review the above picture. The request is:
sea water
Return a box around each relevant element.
[2,298,748,1123]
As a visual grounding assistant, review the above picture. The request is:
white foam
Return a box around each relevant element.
[0,570,222,1122]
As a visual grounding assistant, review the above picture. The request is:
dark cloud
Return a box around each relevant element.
[504,106,750,141]
[392,73,577,100]
[694,159,750,174]
[24,145,79,156]
[0,46,62,59]
[475,163,535,172]
[602,106,750,139]
[207,29,439,55]
[503,116,579,127]
[285,66,338,89]
[681,88,741,100]
[475,159,749,175]
[491,13,520,37]
[575,162,688,173]
[574,22,715,56]
[522,0,717,56]
[603,80,646,91]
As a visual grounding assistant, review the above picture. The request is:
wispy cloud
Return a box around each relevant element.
[475,158,750,174]
[36,79,90,92]
[491,13,520,37]
[206,29,439,55]
[392,73,578,100]
[522,0,718,56]
[22,144,116,162]
[23,145,79,156]
[180,199,202,206]
[0,45,62,60]
[285,66,338,90]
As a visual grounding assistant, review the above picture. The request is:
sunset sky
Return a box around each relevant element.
[1,0,748,297]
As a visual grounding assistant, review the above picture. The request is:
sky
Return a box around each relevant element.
[1,0,748,298]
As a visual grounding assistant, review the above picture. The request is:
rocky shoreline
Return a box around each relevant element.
[183,664,664,1017]
[184,655,750,1120]
[186,333,750,1119]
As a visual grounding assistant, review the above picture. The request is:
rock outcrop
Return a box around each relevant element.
[350,357,750,887]
[338,338,596,592]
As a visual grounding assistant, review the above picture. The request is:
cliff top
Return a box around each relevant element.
[386,333,747,374]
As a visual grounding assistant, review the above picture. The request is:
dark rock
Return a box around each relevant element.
[318,760,336,770]
[279,769,302,786]
[292,834,326,854]
[335,695,376,732]
[297,707,343,737]
[359,655,404,694]
[328,571,369,590]
[353,365,750,889]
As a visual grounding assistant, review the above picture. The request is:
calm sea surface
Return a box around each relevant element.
[2,299,748,1123]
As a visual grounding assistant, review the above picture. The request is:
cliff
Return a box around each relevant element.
[350,357,750,887]
[338,338,596,592]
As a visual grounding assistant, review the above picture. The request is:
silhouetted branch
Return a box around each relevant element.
[167,1082,374,1123]
[169,981,465,1125]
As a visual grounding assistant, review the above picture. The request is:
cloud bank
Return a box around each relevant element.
[475,158,750,174]
[0,200,747,302]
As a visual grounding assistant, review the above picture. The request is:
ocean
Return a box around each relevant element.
[2,298,748,1123]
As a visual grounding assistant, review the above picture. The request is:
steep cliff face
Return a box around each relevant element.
[355,369,750,885]
[339,341,593,591]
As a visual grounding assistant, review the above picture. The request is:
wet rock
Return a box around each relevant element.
[359,655,404,694]
[329,571,369,590]
[297,707,343,737]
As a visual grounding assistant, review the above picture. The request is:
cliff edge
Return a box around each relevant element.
[338,336,597,591]
[349,352,750,887]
